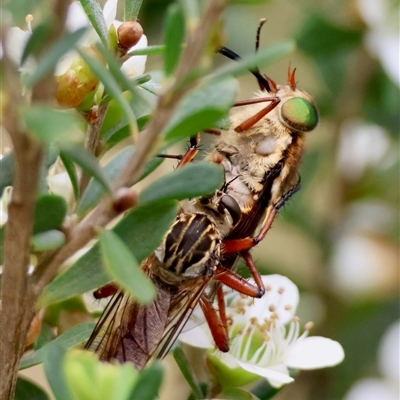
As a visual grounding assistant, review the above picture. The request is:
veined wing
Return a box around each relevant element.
[85,256,213,369]
[85,255,171,369]
[150,274,212,362]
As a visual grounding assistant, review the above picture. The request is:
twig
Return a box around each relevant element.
[32,0,228,295]
[79,104,109,195]
[0,1,70,398]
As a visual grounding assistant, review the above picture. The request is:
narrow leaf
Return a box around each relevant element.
[20,323,96,370]
[60,145,112,194]
[25,27,87,87]
[24,107,83,144]
[129,363,163,400]
[43,343,72,400]
[139,162,223,204]
[60,152,79,200]
[31,230,66,251]
[77,48,137,126]
[99,230,156,304]
[124,0,143,21]
[21,20,52,64]
[163,77,239,141]
[164,4,185,76]
[15,377,50,400]
[33,195,67,234]
[37,201,178,307]
[79,0,108,46]
[173,347,202,399]
[77,146,163,216]
[128,45,165,57]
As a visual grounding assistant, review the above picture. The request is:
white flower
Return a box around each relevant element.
[180,275,344,388]
[6,0,147,78]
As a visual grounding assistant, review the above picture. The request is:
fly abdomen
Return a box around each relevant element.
[163,213,219,277]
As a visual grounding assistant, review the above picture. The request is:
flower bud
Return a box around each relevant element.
[56,48,101,107]
[117,21,143,50]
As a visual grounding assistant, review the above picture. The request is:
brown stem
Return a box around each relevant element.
[0,1,70,398]
[79,104,109,196]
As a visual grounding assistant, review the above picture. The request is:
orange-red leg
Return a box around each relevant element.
[221,183,301,254]
[234,98,280,132]
[200,294,229,352]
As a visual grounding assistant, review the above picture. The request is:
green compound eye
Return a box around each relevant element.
[280,97,319,132]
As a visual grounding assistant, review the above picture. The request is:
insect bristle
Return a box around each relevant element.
[287,63,297,91]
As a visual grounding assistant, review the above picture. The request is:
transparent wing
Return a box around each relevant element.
[85,255,212,369]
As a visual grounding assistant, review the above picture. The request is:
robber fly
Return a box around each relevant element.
[202,19,319,297]
[85,182,268,369]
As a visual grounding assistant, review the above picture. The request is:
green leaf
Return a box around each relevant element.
[128,45,165,56]
[64,351,138,400]
[60,145,112,194]
[251,380,280,400]
[124,0,143,21]
[164,4,185,76]
[129,362,163,400]
[24,107,83,144]
[163,77,239,141]
[99,230,156,304]
[21,19,52,64]
[31,230,66,251]
[20,322,95,370]
[79,0,108,46]
[172,347,202,399]
[15,377,50,400]
[139,162,223,204]
[25,27,87,87]
[34,322,56,351]
[212,41,295,82]
[33,194,67,234]
[43,343,72,400]
[37,201,178,307]
[59,152,79,200]
[77,146,163,216]
[77,146,136,216]
[95,43,147,94]
[77,48,137,126]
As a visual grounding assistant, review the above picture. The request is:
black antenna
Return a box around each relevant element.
[218,47,271,92]
[218,19,271,92]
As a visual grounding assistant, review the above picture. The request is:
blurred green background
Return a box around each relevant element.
[138,0,399,399]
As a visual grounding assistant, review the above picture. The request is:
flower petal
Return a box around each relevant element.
[121,35,148,77]
[103,0,118,27]
[237,361,293,388]
[286,336,344,369]
[179,324,214,349]
[65,1,89,33]
[227,275,299,325]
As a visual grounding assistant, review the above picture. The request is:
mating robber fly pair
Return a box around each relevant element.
[85,20,319,369]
